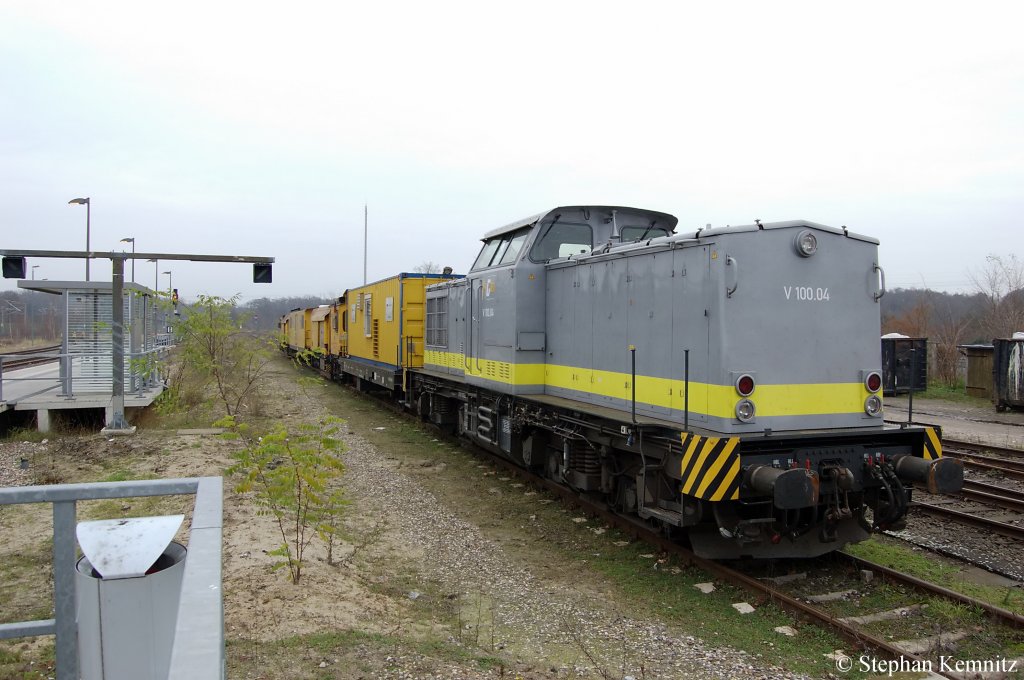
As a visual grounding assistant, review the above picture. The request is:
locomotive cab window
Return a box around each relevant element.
[530,221,592,261]
[621,225,670,241]
[471,227,532,271]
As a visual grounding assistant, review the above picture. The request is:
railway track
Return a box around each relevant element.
[443,422,1019,663]
[937,439,1024,481]
[0,344,61,371]
[911,498,1024,540]
[945,437,1024,458]
[349,385,1024,675]
[960,478,1024,512]
[481,451,1024,677]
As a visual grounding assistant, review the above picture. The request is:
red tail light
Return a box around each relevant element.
[736,374,755,397]
[865,372,882,393]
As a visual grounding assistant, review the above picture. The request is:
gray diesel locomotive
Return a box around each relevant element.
[414,205,961,558]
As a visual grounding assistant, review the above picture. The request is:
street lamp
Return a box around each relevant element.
[68,197,91,281]
[147,258,159,292]
[120,237,135,283]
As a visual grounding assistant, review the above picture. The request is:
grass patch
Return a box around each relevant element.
[79,494,190,521]
[843,538,1024,615]
[228,629,509,678]
[0,640,54,679]
[0,545,54,625]
[2,427,47,443]
[915,381,991,405]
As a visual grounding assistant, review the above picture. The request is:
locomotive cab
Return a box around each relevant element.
[453,206,678,396]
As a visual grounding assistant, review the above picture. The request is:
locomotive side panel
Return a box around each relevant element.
[465,265,546,395]
[425,279,469,376]
[543,263,574,400]
[592,257,629,408]
[542,243,713,423]
[704,225,883,433]
[667,244,712,424]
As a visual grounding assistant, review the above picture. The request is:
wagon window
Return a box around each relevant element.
[363,294,372,338]
[529,221,592,261]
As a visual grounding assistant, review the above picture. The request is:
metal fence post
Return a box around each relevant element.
[52,500,79,680]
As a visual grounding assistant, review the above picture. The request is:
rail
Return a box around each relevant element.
[0,477,224,680]
[0,345,171,403]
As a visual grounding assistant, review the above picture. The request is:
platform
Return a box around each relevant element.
[0,359,165,431]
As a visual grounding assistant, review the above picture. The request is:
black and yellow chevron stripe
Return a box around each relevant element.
[680,432,741,501]
[923,426,942,460]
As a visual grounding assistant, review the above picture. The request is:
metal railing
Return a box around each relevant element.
[0,477,224,680]
[0,346,171,403]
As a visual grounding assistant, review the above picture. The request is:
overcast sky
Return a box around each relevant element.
[2,1,1021,302]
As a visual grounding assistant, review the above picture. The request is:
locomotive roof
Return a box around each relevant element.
[674,219,879,245]
[482,205,679,240]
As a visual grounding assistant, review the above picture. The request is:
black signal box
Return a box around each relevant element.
[2,257,26,279]
[253,263,272,283]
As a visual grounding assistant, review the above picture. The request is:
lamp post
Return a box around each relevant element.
[29,266,39,343]
[68,197,91,281]
[120,237,135,283]
[147,258,158,292]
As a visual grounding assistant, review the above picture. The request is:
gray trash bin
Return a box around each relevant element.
[75,515,187,680]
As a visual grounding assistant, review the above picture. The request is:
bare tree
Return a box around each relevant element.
[413,261,442,274]
[970,254,1024,340]
[883,298,931,337]
[929,293,974,387]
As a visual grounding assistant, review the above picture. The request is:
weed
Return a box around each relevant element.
[3,427,47,443]
[224,414,347,584]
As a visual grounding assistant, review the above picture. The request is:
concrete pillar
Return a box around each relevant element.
[37,409,51,433]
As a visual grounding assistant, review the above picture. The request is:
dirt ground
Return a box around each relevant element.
[1,354,836,679]
[9,358,1022,679]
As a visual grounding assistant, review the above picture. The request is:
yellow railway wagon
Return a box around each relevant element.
[284,308,310,353]
[340,273,461,391]
[310,305,331,354]
[329,295,348,358]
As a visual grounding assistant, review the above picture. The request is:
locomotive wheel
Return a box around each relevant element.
[416,392,430,421]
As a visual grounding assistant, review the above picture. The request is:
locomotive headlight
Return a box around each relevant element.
[864,395,883,417]
[735,398,756,422]
[795,230,818,257]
